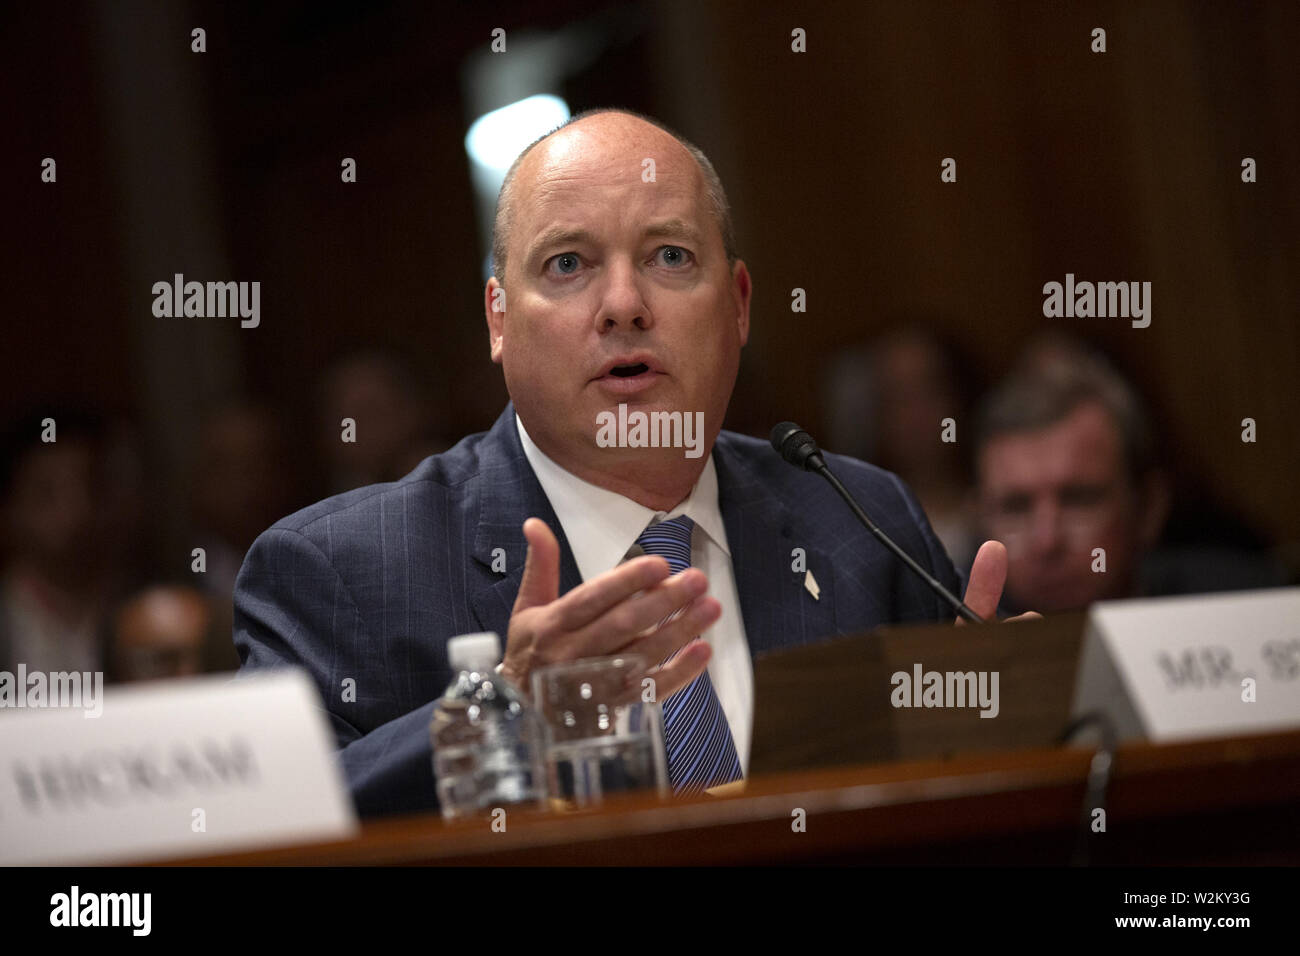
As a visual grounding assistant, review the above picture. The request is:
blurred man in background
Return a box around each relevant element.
[974,336,1290,614]
[973,342,1170,614]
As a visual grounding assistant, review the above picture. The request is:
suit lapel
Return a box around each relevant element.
[469,404,582,637]
[713,434,840,658]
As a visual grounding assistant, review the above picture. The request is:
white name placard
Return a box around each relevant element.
[0,669,357,865]
[1071,588,1300,742]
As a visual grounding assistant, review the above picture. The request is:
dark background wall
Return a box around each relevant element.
[5,0,1297,579]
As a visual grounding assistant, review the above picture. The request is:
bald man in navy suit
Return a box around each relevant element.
[235,109,1027,817]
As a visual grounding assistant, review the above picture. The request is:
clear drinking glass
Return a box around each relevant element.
[530,654,668,809]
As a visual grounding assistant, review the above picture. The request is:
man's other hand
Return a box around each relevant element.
[958,540,1042,624]
[500,518,722,699]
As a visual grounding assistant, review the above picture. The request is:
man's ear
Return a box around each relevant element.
[484,277,506,364]
[730,259,752,347]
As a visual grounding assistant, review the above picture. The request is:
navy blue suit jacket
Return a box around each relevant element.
[234,404,963,817]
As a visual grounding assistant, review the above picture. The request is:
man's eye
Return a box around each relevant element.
[546,253,581,276]
[654,245,693,268]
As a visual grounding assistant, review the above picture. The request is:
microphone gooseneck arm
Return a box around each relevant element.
[770,422,986,624]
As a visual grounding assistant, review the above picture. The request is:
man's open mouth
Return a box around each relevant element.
[608,363,650,378]
[593,356,662,392]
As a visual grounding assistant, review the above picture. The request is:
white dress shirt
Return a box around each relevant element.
[516,415,754,775]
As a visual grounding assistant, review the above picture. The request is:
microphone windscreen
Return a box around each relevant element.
[769,422,821,470]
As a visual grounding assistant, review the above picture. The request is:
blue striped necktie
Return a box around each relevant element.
[633,515,743,794]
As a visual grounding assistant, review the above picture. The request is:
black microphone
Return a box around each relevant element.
[770,422,985,624]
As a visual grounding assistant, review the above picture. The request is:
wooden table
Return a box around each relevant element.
[154,729,1300,865]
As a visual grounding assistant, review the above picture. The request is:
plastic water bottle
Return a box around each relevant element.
[430,632,544,820]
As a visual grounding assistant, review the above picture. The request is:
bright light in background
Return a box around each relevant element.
[465,94,570,173]
[465,94,571,279]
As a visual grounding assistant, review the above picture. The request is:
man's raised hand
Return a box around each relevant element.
[500,518,720,699]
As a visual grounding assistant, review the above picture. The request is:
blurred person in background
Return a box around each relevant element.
[973,342,1170,614]
[825,326,981,569]
[110,584,212,682]
[975,335,1288,616]
[316,347,452,494]
[188,402,296,673]
[1019,334,1291,598]
[189,402,296,604]
[0,409,116,672]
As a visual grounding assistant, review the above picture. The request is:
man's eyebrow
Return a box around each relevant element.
[642,218,703,244]
[525,219,705,262]
[526,226,599,261]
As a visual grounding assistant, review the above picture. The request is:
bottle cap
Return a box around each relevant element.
[448,632,502,672]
